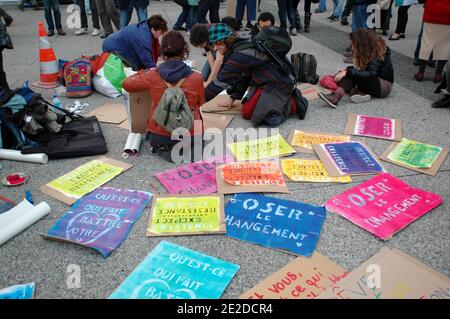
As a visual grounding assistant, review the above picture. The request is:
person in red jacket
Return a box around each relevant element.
[122,31,205,161]
[414,0,450,83]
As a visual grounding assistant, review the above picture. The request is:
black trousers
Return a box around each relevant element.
[0,51,9,90]
[395,5,410,34]
[340,76,381,97]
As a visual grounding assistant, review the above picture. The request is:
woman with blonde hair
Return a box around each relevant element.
[319,29,394,108]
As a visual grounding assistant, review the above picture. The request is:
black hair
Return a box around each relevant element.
[221,16,240,32]
[257,12,275,25]
[189,24,209,47]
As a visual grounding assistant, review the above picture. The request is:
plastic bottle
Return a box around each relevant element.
[52,93,62,109]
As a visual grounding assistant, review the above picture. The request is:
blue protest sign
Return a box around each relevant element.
[225,194,327,256]
[109,241,239,299]
[0,283,35,299]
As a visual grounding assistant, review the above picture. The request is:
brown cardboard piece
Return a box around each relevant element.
[379,142,448,176]
[86,103,128,124]
[113,119,130,130]
[127,91,151,134]
[201,95,243,115]
[313,141,385,177]
[216,163,290,195]
[40,157,133,205]
[240,252,349,299]
[298,83,331,101]
[344,113,403,141]
[287,129,351,154]
[201,112,234,132]
[318,247,450,299]
[146,194,226,237]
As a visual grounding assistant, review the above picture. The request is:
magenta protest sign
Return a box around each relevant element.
[155,156,233,195]
[44,187,152,257]
[324,173,442,240]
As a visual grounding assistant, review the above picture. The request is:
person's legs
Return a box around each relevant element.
[43,0,55,31]
[0,7,13,26]
[209,0,220,23]
[277,0,288,29]
[119,1,132,29]
[395,5,410,35]
[434,60,447,83]
[90,0,100,30]
[286,0,297,32]
[351,4,368,32]
[187,5,197,29]
[77,0,88,29]
[0,51,9,90]
[105,0,120,30]
[235,0,246,27]
[96,0,113,34]
[316,0,326,13]
[174,0,189,29]
[50,0,62,31]
[331,0,345,18]
[246,0,257,23]
[135,5,148,22]
[304,0,311,13]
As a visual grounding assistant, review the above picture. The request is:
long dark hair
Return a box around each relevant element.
[349,29,387,69]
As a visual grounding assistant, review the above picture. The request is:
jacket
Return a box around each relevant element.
[102,21,158,70]
[423,0,450,25]
[122,60,205,137]
[346,48,394,83]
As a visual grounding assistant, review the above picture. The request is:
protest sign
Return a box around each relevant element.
[43,187,152,257]
[225,193,327,256]
[298,83,331,101]
[380,139,448,176]
[40,157,132,205]
[313,141,385,176]
[109,241,239,299]
[281,159,352,183]
[146,195,226,237]
[325,173,442,240]
[86,103,128,125]
[227,134,296,161]
[318,247,450,299]
[344,113,402,141]
[240,253,348,299]
[287,129,350,154]
[0,283,35,299]
[216,162,290,194]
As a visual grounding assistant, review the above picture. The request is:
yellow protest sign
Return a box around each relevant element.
[290,130,350,152]
[281,159,352,183]
[227,134,295,161]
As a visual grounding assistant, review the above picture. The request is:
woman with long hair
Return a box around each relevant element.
[319,29,394,108]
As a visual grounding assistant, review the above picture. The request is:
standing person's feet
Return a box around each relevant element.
[318,91,343,108]
[328,15,338,22]
[341,17,349,25]
[389,33,401,40]
[413,57,419,65]
[100,33,111,39]
[75,28,88,35]
[414,72,424,82]
[47,29,55,37]
[245,22,253,31]
[91,28,101,36]
[382,30,388,36]
[58,29,66,36]
[431,95,450,108]
[290,27,297,36]
[434,73,443,84]
[315,9,325,13]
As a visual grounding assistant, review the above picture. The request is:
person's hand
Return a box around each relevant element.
[218,96,235,108]
[203,81,211,88]
[334,70,347,83]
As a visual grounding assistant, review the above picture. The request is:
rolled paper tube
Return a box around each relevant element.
[0,149,48,164]
[0,200,51,246]
[122,133,142,158]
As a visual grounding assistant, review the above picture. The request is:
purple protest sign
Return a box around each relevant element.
[44,187,152,257]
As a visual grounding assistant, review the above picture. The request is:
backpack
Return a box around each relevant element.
[290,52,319,84]
[254,26,292,57]
[61,58,93,98]
[152,78,194,133]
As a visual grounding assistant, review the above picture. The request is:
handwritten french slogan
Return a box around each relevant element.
[387,138,443,169]
[281,159,351,183]
[325,173,442,240]
[225,194,327,256]
[291,130,350,151]
[354,115,396,140]
[44,187,152,257]
[220,162,286,186]
[227,134,295,161]
[146,195,225,236]
[240,253,349,299]
[109,241,239,299]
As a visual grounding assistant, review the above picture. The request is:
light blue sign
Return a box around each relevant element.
[109,241,239,299]
[0,283,35,299]
[225,193,327,256]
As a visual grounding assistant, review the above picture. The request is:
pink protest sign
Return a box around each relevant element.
[155,156,234,195]
[324,173,442,240]
[354,115,395,140]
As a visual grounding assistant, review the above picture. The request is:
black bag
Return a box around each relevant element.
[254,26,292,57]
[292,87,308,120]
[290,52,319,84]
[0,19,13,50]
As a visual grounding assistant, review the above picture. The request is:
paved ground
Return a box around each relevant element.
[0,1,448,299]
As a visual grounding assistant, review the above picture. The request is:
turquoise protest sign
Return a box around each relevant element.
[109,241,239,299]
[0,283,35,299]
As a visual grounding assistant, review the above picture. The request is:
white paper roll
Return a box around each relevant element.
[0,200,51,246]
[0,149,48,164]
[123,133,142,158]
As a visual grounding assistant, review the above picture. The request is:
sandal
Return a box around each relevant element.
[389,33,401,41]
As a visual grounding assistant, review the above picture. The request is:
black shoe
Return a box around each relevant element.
[173,26,187,31]
[431,95,450,108]
[341,17,349,25]
[328,15,338,22]
[245,22,253,31]
[100,33,111,39]
[413,57,419,66]
[47,29,55,37]
[382,30,388,36]
[57,29,66,36]
[4,17,13,27]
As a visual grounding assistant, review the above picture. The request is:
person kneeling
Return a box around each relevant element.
[319,29,394,108]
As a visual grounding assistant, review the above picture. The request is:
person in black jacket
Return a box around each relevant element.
[319,29,394,108]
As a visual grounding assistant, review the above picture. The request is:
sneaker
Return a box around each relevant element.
[351,93,371,104]
[343,56,353,64]
[91,28,101,36]
[290,27,297,36]
[341,17,349,26]
[245,22,253,31]
[318,91,341,108]
[431,94,450,108]
[47,29,55,37]
[328,16,338,22]
[57,29,66,36]
[75,28,88,35]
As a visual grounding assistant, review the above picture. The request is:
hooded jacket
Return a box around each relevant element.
[346,48,394,83]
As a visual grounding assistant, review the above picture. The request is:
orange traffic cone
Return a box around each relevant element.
[32,21,60,89]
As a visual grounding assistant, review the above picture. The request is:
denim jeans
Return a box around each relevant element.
[351,4,368,31]
[277,0,297,29]
[236,0,256,24]
[318,0,326,11]
[332,0,345,18]
[173,0,196,30]
[119,2,148,29]
[43,0,62,30]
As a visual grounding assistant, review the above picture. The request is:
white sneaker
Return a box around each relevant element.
[75,28,88,35]
[91,28,100,36]
[351,94,371,103]
[290,27,297,36]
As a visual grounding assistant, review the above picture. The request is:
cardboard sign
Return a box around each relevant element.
[225,193,327,256]
[201,95,243,115]
[287,129,351,154]
[380,139,448,176]
[318,248,450,299]
[40,157,133,205]
[86,103,128,125]
[227,134,296,161]
[0,283,35,299]
[125,91,151,134]
[313,141,385,176]
[43,187,152,257]
[298,83,331,101]
[109,241,239,299]
[216,162,290,194]
[201,112,234,132]
[281,159,352,183]
[240,253,348,299]
[325,173,442,240]
[344,113,402,141]
[146,195,226,237]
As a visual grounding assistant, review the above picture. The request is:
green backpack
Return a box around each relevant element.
[152,78,194,133]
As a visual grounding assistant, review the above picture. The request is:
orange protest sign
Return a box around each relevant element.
[220,162,285,186]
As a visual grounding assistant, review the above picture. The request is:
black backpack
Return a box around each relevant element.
[290,52,319,84]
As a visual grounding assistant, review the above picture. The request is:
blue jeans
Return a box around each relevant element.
[236,0,256,24]
[318,0,326,11]
[174,0,196,30]
[351,4,368,31]
[332,0,345,18]
[119,3,148,29]
[277,0,297,29]
[43,0,62,30]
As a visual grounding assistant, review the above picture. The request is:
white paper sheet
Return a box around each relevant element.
[0,149,48,164]
[123,133,143,158]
